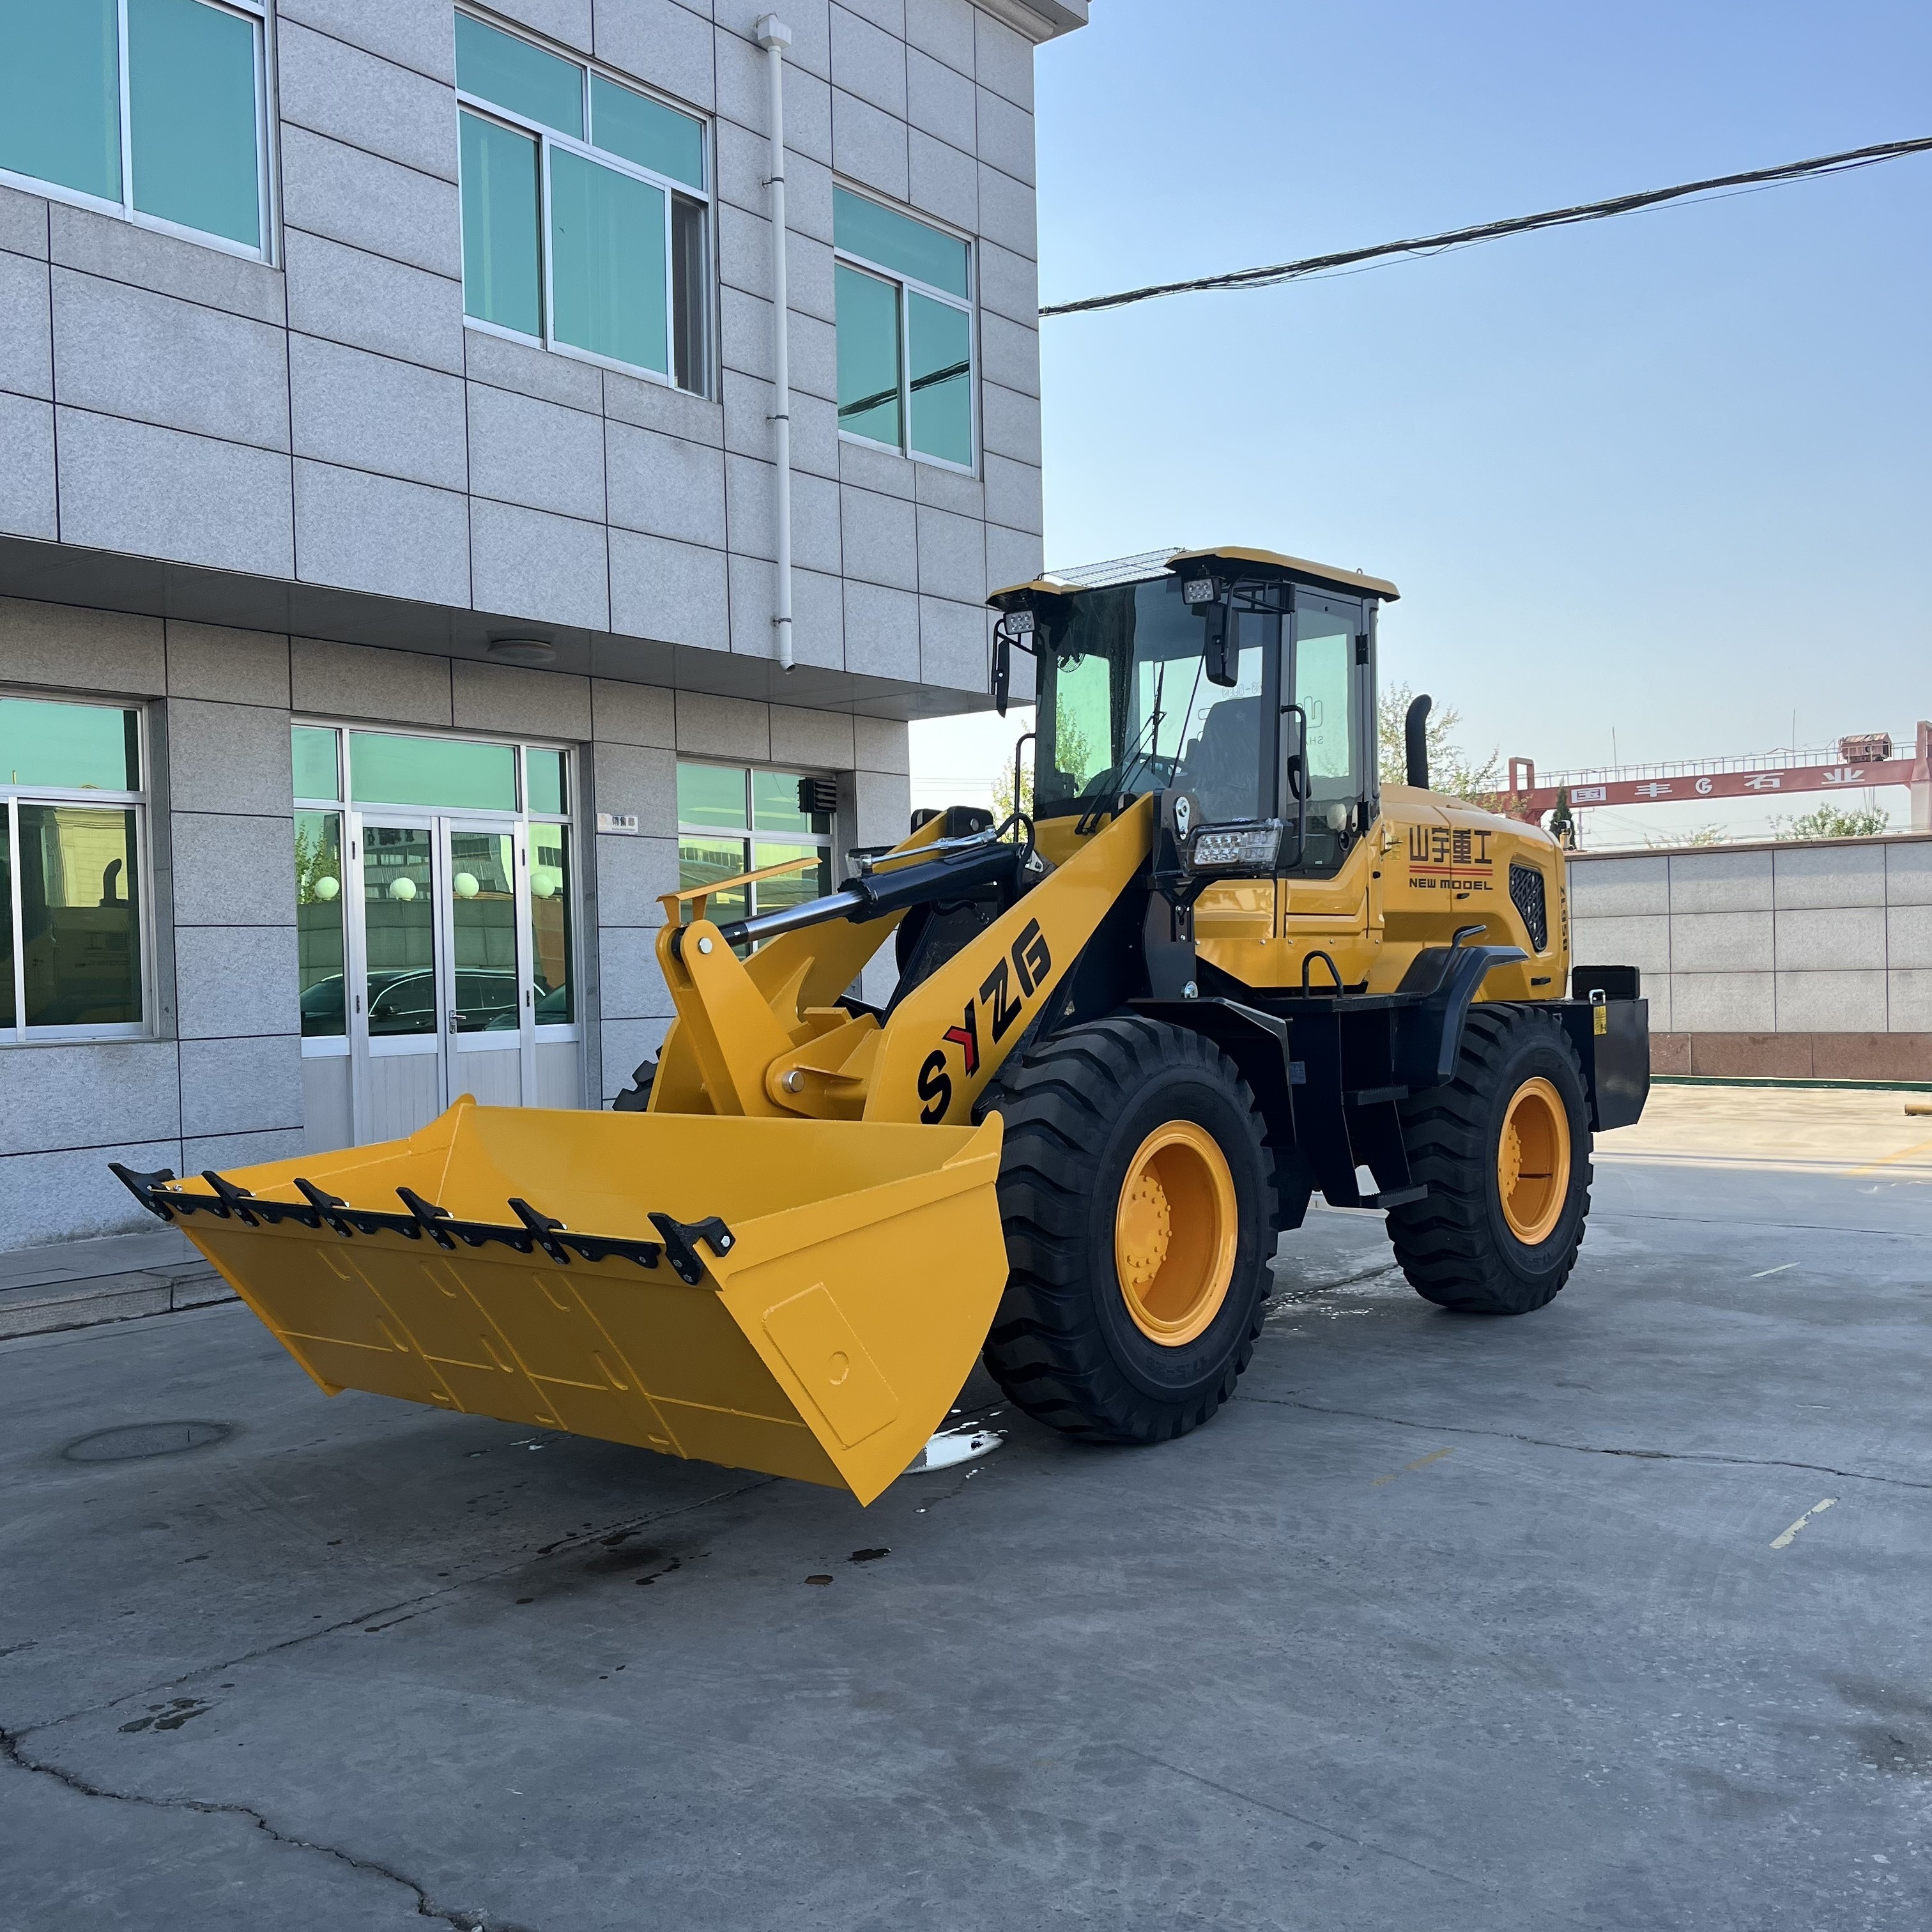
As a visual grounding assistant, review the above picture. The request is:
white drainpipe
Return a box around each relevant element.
[755,15,794,672]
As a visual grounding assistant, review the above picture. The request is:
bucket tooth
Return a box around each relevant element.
[293,1177,351,1235]
[508,1197,572,1264]
[395,1186,457,1247]
[648,1211,737,1285]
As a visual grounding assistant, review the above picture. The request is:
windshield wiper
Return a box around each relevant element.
[1114,661,1168,795]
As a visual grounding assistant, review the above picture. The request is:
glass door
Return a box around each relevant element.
[296,725,582,1149]
[446,822,527,1109]
[360,820,443,1139]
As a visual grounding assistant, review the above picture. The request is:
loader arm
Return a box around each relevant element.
[650,798,1156,1126]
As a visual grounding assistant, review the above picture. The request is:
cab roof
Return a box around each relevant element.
[987,545,1398,610]
[1168,547,1400,602]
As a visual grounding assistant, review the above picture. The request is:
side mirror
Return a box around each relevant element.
[1183,574,1238,688]
[1202,601,1236,687]
[990,609,1036,719]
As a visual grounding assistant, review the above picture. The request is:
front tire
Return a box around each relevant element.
[1387,1004,1592,1314]
[978,1015,1273,1443]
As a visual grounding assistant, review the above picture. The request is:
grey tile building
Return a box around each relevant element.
[0,0,1084,1281]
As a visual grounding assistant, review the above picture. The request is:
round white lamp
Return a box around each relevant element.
[389,876,417,902]
[452,871,480,898]
[531,867,560,900]
[313,875,339,901]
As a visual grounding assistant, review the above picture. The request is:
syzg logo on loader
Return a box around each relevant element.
[917,918,1052,1122]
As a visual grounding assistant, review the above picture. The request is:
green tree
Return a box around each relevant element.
[1642,824,1730,848]
[1773,801,1890,839]
[1377,683,1503,806]
[294,820,342,905]
[992,707,1094,819]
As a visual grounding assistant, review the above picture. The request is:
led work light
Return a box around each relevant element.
[1188,820,1284,872]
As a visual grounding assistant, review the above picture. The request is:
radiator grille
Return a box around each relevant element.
[1509,862,1549,952]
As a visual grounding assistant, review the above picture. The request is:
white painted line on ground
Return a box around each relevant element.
[1770,1497,1837,1549]
[1749,1262,1797,1278]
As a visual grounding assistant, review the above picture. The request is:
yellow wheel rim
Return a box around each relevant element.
[1114,1120,1239,1347]
[1497,1077,1571,1245]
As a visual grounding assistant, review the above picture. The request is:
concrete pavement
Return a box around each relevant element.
[2,1091,1928,1930]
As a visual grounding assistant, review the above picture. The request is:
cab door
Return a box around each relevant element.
[1278,591,1376,986]
[1182,606,1281,977]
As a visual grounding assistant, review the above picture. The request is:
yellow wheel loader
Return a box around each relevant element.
[112,548,1649,1505]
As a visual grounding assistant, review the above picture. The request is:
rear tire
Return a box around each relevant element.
[977,1015,1273,1444]
[1386,1004,1592,1314]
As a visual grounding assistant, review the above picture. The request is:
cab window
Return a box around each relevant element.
[1165,611,1269,825]
[1287,593,1364,870]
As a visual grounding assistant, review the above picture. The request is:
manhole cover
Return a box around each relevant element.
[62,1422,233,1464]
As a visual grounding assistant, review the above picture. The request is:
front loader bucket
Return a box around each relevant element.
[112,1101,1008,1505]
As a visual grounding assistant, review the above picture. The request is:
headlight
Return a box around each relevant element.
[1002,608,1036,636]
[1188,820,1283,871]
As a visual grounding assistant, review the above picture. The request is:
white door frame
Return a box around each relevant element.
[345,811,539,1139]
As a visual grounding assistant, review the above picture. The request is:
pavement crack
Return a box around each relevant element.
[0,1722,532,1930]
[1250,1397,1932,1491]
[8,1476,778,1755]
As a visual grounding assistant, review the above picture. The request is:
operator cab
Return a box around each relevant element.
[990,548,1399,877]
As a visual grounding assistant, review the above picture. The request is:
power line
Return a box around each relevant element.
[1038,135,1932,319]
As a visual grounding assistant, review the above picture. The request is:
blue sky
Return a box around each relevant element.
[913,1,1931,839]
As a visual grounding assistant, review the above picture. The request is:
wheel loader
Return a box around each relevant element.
[112,547,1649,1506]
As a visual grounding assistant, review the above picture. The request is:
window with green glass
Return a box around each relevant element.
[677,763,749,830]
[0,0,268,256]
[1,699,139,792]
[18,805,142,1027]
[529,825,574,1025]
[295,811,346,1038]
[292,726,341,804]
[459,111,542,339]
[591,73,704,190]
[834,188,969,300]
[348,733,518,813]
[3,697,149,1042]
[455,12,582,137]
[752,770,830,836]
[836,265,902,449]
[834,188,974,467]
[526,748,568,817]
[455,10,710,392]
[676,763,834,942]
[550,147,667,372]
[0,815,13,1029]
[0,0,121,203]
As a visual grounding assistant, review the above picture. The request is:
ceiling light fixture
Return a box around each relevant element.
[486,635,557,667]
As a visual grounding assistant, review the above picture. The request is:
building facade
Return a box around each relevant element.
[0,0,1084,1274]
